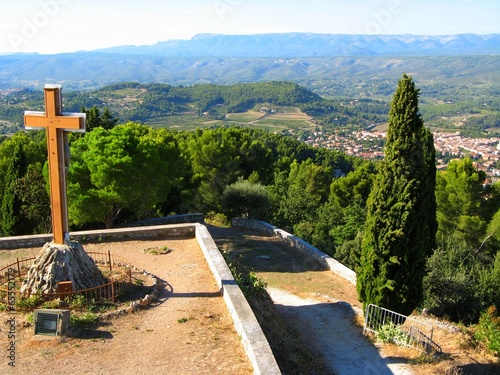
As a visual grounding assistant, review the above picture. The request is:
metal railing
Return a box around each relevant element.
[364,304,441,353]
[0,251,133,310]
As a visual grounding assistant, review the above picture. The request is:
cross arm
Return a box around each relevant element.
[24,110,86,132]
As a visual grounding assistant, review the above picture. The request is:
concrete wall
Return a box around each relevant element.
[232,218,357,285]
[119,213,204,227]
[0,214,203,250]
[195,224,281,375]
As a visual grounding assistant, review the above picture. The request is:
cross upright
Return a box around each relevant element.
[24,84,86,244]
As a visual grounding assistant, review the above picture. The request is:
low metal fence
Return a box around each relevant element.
[0,251,133,310]
[364,304,441,353]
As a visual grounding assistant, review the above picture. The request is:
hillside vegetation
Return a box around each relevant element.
[0,54,499,94]
[0,81,389,135]
[1,80,498,138]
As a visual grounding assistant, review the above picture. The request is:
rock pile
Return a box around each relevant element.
[20,242,106,295]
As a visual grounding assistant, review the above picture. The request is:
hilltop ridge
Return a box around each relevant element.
[0,33,499,91]
[95,33,500,57]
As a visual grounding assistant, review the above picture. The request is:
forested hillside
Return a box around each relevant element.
[108,81,322,120]
[0,81,390,135]
[2,80,498,139]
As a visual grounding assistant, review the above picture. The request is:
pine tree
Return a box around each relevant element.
[356,74,437,316]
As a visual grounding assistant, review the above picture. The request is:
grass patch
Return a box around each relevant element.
[143,246,171,255]
[70,311,98,326]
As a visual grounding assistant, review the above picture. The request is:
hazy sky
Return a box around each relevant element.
[1,0,499,54]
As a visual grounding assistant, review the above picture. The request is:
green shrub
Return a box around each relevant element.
[222,179,269,219]
[225,260,267,298]
[478,252,500,309]
[376,322,413,347]
[70,311,98,326]
[15,295,43,310]
[205,211,229,227]
[475,307,500,356]
[66,294,87,309]
[26,312,34,324]
[242,271,267,297]
[334,232,363,271]
[41,299,61,309]
[422,238,482,324]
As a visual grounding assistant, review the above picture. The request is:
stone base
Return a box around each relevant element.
[20,242,106,295]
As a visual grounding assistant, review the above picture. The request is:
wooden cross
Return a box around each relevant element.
[24,84,86,244]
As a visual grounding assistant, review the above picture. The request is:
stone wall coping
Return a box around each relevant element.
[195,223,281,375]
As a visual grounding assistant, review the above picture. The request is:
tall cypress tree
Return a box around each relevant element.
[1,143,28,235]
[357,74,437,316]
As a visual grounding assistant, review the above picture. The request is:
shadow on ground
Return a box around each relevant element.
[458,362,500,375]
[68,321,114,340]
[207,225,326,273]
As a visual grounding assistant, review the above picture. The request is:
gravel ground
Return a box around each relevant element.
[0,238,252,375]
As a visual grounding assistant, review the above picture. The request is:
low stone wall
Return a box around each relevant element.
[232,218,357,285]
[119,213,204,227]
[0,225,196,250]
[195,224,281,375]
[0,234,53,249]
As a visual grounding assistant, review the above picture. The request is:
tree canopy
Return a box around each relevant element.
[67,123,184,228]
[436,158,488,246]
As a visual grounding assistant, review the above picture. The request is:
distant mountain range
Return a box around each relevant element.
[95,33,500,57]
[0,33,499,91]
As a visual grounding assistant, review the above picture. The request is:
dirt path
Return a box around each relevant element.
[0,238,252,375]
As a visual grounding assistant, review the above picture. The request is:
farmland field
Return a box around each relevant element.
[225,110,263,123]
[143,106,315,133]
